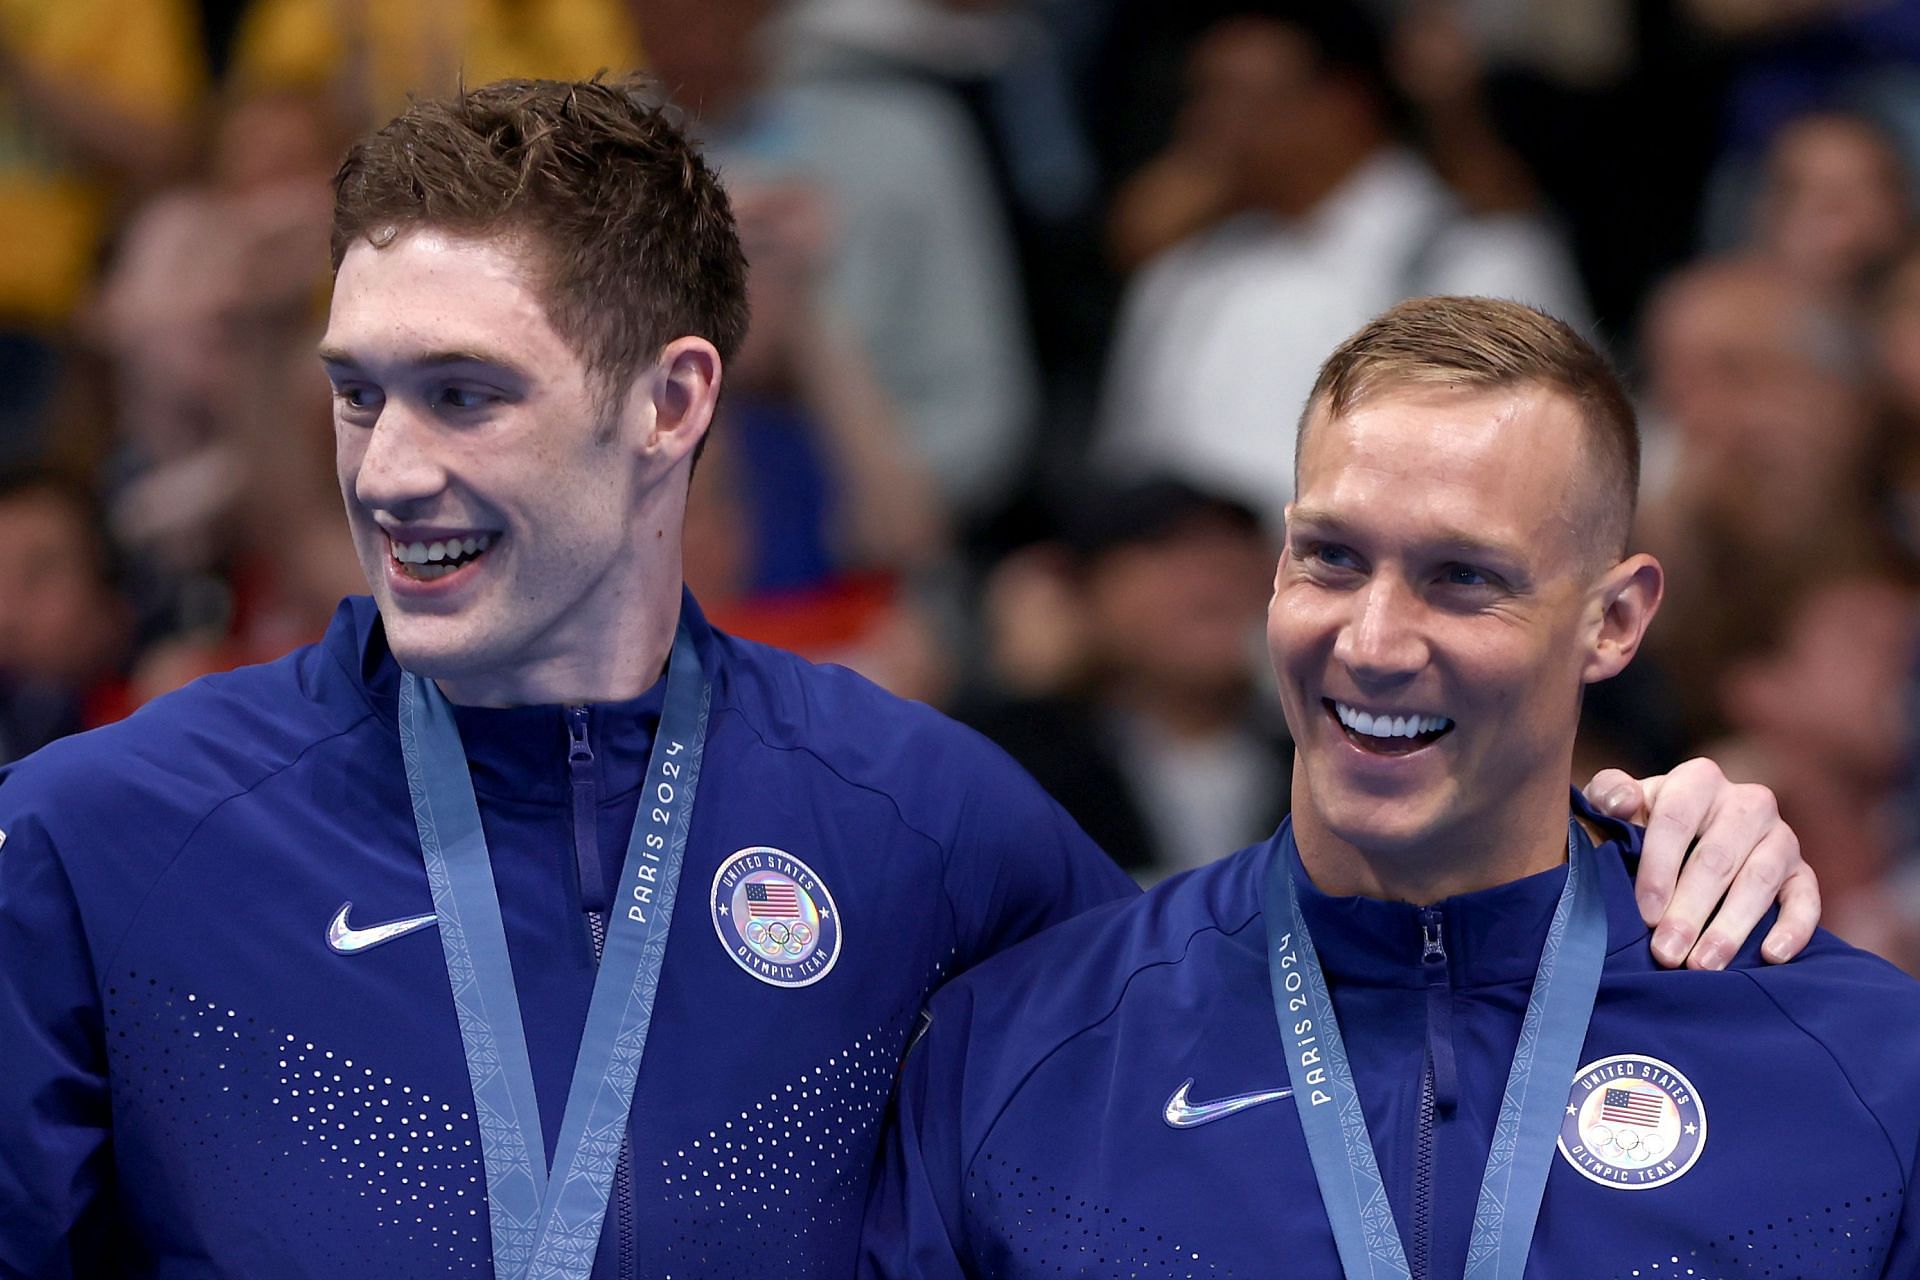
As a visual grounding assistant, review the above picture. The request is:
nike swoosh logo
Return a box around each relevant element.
[1162,1077,1295,1129]
[327,901,439,954]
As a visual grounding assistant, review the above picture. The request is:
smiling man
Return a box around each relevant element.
[0,79,1141,1280]
[0,84,1834,1280]
[861,298,1920,1279]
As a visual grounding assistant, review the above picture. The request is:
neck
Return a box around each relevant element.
[1290,773,1573,905]
[435,504,688,708]
[436,582,681,708]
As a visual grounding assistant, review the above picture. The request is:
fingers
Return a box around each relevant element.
[1634,758,1723,934]
[1759,862,1821,965]
[1674,826,1799,970]
[1648,771,1782,968]
[1582,769,1647,822]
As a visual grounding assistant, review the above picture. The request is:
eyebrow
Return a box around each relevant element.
[316,348,518,374]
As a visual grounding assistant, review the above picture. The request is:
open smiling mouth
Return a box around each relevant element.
[389,533,496,581]
[1325,699,1454,757]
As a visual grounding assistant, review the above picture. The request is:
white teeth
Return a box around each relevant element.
[389,533,494,570]
[1333,702,1453,739]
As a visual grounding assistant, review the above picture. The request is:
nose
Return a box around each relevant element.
[348,403,447,516]
[1333,574,1427,687]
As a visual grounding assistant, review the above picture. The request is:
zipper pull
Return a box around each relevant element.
[567,706,593,767]
[566,708,605,957]
[1421,909,1445,967]
[1419,906,1459,1114]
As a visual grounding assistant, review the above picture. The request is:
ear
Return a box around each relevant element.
[1581,553,1664,684]
[637,336,723,472]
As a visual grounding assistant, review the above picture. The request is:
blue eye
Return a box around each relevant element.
[1313,543,1359,569]
[331,385,381,413]
[1441,563,1489,587]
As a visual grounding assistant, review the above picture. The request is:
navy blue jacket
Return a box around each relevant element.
[863,801,1920,1278]
[0,594,1136,1278]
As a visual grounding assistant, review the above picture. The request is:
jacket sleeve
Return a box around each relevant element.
[859,1005,975,1280]
[0,785,112,1280]
[942,744,1139,974]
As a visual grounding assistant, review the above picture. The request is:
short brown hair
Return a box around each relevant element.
[1299,296,1639,560]
[331,76,749,407]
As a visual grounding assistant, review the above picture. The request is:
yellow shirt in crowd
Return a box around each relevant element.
[0,0,202,327]
[0,0,640,331]
[230,0,642,125]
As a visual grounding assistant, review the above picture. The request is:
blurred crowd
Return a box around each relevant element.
[6,0,1920,966]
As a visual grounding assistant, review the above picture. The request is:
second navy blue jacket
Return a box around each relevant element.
[863,800,1920,1278]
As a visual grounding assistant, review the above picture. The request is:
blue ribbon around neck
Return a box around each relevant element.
[1266,821,1608,1280]
[399,619,710,1280]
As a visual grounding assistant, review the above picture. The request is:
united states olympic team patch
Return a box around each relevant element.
[710,847,842,988]
[1558,1053,1706,1189]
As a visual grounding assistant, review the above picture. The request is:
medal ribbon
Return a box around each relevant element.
[1266,820,1608,1280]
[400,619,710,1280]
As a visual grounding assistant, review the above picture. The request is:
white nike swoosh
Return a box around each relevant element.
[327,901,439,954]
[1162,1077,1295,1129]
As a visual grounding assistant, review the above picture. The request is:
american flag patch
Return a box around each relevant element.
[745,881,801,919]
[1600,1087,1664,1128]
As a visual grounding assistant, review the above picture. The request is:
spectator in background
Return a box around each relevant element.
[1748,110,1912,308]
[1715,571,1920,972]
[682,174,955,703]
[775,0,1100,231]
[634,0,1040,516]
[227,0,640,128]
[92,88,338,483]
[87,85,362,698]
[0,0,204,463]
[0,468,131,763]
[1097,2,1587,523]
[772,0,1114,451]
[1870,232,1920,557]
[961,478,1286,881]
[1636,256,1891,744]
[1682,0,1920,163]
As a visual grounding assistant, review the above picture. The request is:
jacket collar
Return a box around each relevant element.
[1276,790,1649,989]
[331,588,721,804]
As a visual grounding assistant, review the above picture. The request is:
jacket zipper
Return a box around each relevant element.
[567,708,603,956]
[564,708,635,1277]
[1412,906,1457,1280]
